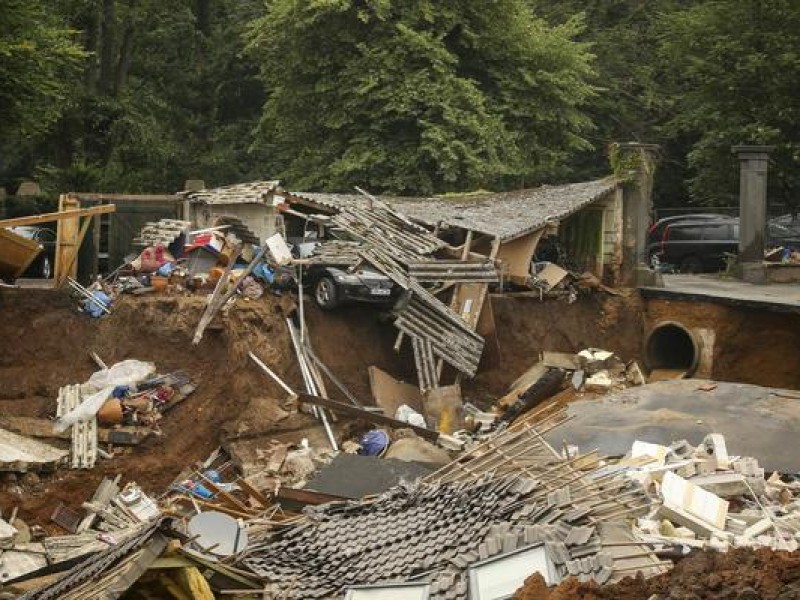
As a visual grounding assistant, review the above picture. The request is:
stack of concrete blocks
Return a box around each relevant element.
[627,433,800,552]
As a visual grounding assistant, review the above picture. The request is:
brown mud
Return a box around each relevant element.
[515,548,800,600]
[645,298,800,390]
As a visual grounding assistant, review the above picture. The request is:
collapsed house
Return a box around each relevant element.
[275,177,624,420]
[283,176,622,287]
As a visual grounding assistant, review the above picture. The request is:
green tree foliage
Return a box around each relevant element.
[530,0,693,202]
[4,0,798,210]
[0,1,85,145]
[246,0,596,194]
[2,0,266,194]
[658,0,800,208]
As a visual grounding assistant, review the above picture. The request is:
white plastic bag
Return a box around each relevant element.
[54,385,115,433]
[54,359,155,433]
[395,404,426,428]
[84,359,155,392]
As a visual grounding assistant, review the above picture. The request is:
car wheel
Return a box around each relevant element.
[679,255,703,274]
[314,276,340,310]
[40,256,52,279]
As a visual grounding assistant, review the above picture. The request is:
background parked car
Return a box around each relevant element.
[9,226,57,278]
[646,213,735,250]
[647,216,800,273]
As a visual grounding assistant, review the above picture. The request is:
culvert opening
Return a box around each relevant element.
[644,322,699,375]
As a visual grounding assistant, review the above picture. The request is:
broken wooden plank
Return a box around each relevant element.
[296,392,439,442]
[496,361,549,409]
[542,351,579,371]
[0,204,116,228]
[276,486,347,507]
[0,417,152,445]
[192,247,244,345]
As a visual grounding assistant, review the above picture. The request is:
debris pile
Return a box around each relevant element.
[241,406,661,599]
[515,547,800,600]
[283,196,497,403]
[616,433,800,553]
[71,219,296,319]
[0,359,197,473]
[491,348,645,430]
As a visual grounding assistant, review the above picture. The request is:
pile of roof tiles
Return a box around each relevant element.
[245,476,532,598]
[242,473,652,599]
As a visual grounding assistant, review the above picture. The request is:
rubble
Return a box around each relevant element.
[6,180,800,599]
[611,433,800,553]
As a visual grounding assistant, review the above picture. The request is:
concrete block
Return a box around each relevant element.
[585,371,614,392]
[726,517,748,534]
[690,473,750,498]
[662,471,729,531]
[698,434,729,469]
[744,518,773,539]
[694,459,717,476]
[657,504,723,538]
[670,440,695,459]
[733,457,760,476]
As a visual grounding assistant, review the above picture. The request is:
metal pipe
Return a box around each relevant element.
[248,352,297,400]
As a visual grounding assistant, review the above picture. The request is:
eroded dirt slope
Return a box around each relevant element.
[0,290,302,526]
[0,289,644,528]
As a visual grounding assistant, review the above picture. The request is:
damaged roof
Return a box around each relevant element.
[289,177,618,242]
[244,476,540,599]
[19,521,165,600]
[184,180,280,205]
[242,469,655,600]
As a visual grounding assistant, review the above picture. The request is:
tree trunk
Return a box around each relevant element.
[83,5,102,89]
[98,0,117,95]
[196,0,211,37]
[113,22,135,96]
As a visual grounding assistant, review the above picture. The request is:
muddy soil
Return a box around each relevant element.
[0,289,305,529]
[478,292,644,398]
[646,299,800,390]
[0,288,642,531]
[515,548,800,600]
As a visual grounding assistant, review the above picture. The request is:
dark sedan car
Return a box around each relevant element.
[306,264,399,310]
[10,226,56,278]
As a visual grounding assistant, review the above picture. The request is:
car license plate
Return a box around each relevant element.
[370,288,391,296]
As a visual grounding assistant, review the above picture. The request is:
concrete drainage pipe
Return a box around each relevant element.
[644,321,700,377]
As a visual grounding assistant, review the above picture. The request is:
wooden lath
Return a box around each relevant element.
[424,403,650,521]
[0,197,117,287]
[0,202,116,228]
